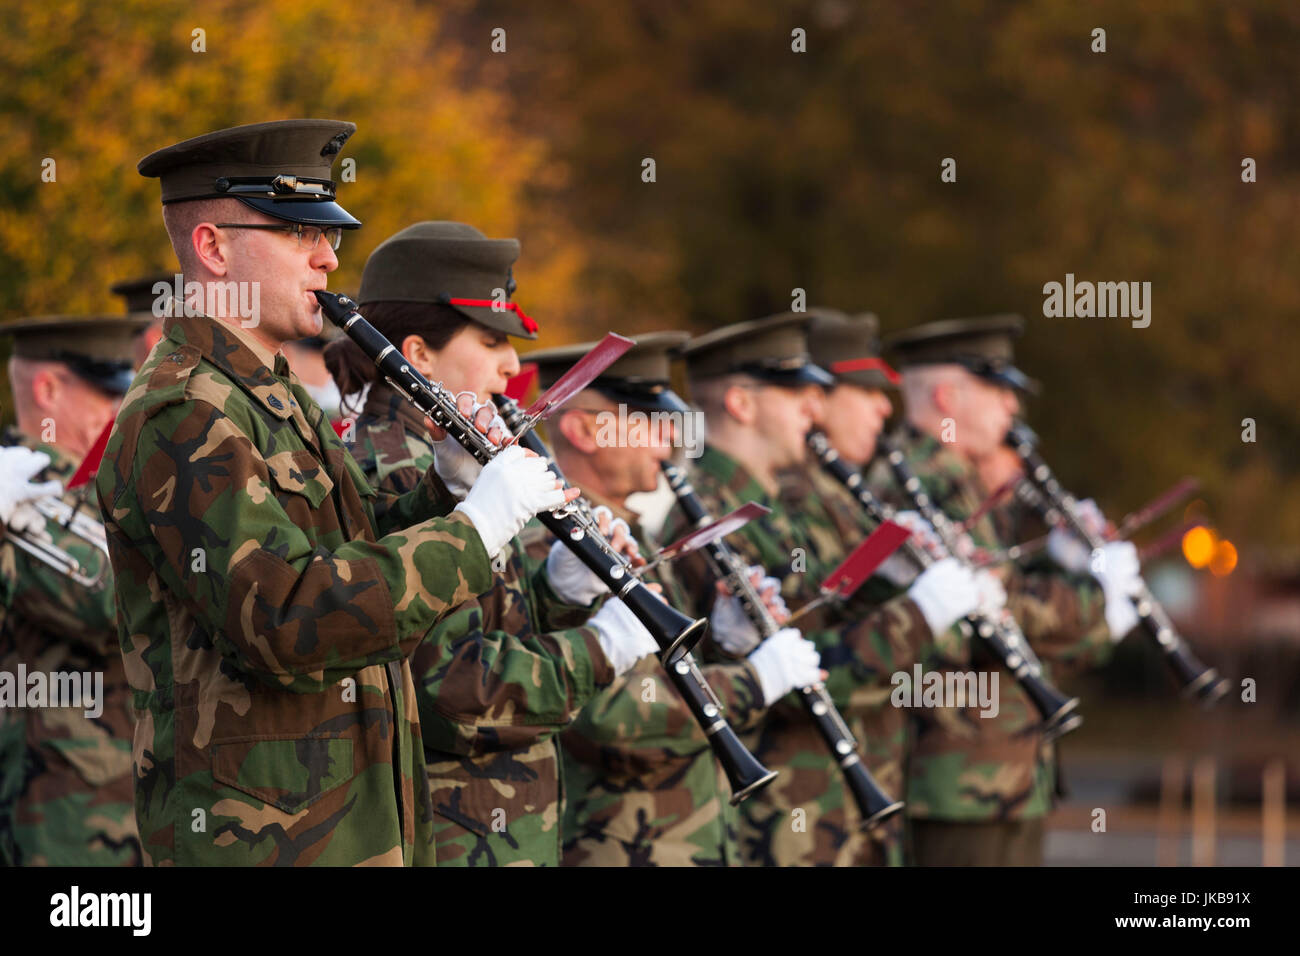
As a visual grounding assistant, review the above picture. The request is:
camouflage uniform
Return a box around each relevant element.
[775,459,940,866]
[865,426,1109,858]
[661,446,946,866]
[0,429,140,865]
[344,383,615,865]
[526,490,767,866]
[96,313,495,866]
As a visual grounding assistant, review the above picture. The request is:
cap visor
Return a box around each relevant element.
[453,304,538,340]
[235,196,361,228]
[597,384,692,414]
[989,365,1040,395]
[73,368,134,396]
[754,363,835,388]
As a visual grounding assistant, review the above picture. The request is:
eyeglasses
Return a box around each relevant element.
[214,222,343,251]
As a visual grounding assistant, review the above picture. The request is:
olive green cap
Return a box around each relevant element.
[1,315,150,395]
[357,221,536,339]
[522,331,691,412]
[885,314,1039,393]
[683,312,834,387]
[138,119,361,227]
[807,309,900,390]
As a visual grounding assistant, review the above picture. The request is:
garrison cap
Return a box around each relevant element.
[358,221,536,339]
[683,312,834,387]
[1,315,150,395]
[885,314,1039,394]
[137,119,361,228]
[808,309,900,390]
[522,331,690,413]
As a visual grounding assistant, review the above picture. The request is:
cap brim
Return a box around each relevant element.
[235,196,361,228]
[451,304,538,340]
[72,366,134,396]
[748,363,835,388]
[595,383,692,414]
[974,363,1039,395]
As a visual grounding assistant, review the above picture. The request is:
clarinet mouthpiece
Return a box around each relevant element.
[313,289,358,322]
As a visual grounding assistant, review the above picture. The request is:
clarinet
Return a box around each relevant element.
[661,461,904,828]
[808,429,1082,737]
[493,394,777,803]
[1005,423,1230,705]
[315,291,706,663]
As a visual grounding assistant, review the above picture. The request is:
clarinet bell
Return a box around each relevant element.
[843,758,905,829]
[1043,711,1084,743]
[1179,666,1231,708]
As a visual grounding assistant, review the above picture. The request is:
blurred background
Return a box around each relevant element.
[1,0,1295,863]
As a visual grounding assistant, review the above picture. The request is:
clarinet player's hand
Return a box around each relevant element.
[454,444,578,559]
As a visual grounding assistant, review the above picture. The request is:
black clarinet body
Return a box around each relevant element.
[492,392,777,803]
[661,461,904,828]
[315,290,707,664]
[808,429,1082,737]
[1005,424,1229,706]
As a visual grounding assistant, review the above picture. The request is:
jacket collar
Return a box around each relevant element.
[162,309,300,422]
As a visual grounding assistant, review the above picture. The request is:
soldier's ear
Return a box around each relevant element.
[192,222,231,277]
[29,366,62,414]
[722,383,755,425]
[401,335,436,379]
[556,408,599,453]
[931,379,959,416]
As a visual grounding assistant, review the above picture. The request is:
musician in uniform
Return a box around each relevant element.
[95,119,571,866]
[0,315,146,865]
[520,334,819,865]
[325,221,658,865]
[785,308,935,865]
[866,315,1140,866]
[660,313,988,866]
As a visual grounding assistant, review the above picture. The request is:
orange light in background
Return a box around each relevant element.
[1209,540,1238,577]
[1182,526,1216,569]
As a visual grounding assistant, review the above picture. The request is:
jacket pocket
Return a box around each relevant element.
[426,745,553,838]
[265,449,334,509]
[211,736,354,814]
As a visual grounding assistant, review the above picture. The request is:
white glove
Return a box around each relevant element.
[454,445,568,559]
[1091,540,1142,641]
[708,567,781,656]
[587,597,659,676]
[907,557,981,637]
[748,628,823,706]
[0,447,62,524]
[432,395,508,499]
[973,569,1008,616]
[1046,499,1108,573]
